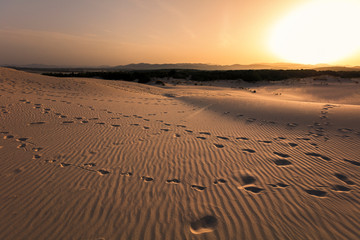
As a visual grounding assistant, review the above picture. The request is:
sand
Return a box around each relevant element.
[0,67,359,240]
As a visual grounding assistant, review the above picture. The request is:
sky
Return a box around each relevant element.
[1,0,359,66]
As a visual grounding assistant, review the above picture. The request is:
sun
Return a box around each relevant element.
[269,0,360,64]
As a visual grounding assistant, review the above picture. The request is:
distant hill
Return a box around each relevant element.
[4,63,360,71]
[112,63,318,70]
[113,63,360,71]
[313,66,360,71]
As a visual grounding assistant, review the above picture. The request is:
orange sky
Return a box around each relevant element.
[0,0,359,66]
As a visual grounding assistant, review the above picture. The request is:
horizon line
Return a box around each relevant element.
[2,62,360,68]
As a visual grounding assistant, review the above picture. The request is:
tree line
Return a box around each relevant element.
[42,69,360,83]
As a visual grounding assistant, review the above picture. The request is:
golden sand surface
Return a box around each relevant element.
[0,68,359,239]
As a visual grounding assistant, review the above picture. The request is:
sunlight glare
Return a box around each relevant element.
[269,0,360,64]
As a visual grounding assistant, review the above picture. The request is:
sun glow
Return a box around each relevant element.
[269,0,360,64]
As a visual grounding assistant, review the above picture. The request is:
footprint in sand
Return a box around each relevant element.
[214,179,227,184]
[62,121,74,124]
[244,186,264,193]
[277,183,289,188]
[344,159,360,166]
[332,185,351,192]
[214,143,224,148]
[83,163,96,167]
[185,130,193,133]
[216,136,229,140]
[190,215,218,234]
[236,137,249,141]
[242,149,255,153]
[246,118,256,123]
[191,185,206,191]
[273,152,290,158]
[45,159,56,163]
[29,121,46,125]
[60,163,71,167]
[273,159,292,166]
[166,179,181,184]
[4,135,14,139]
[141,176,154,182]
[196,137,206,140]
[32,147,43,152]
[16,138,28,142]
[305,152,331,161]
[304,189,327,197]
[97,169,110,175]
[288,143,298,147]
[199,132,211,136]
[334,173,355,185]
[33,155,41,159]
[111,124,120,127]
[120,172,133,176]
[17,143,26,149]
[297,137,310,141]
[258,140,272,144]
[338,128,353,134]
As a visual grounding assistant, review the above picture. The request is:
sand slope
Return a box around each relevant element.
[0,67,359,240]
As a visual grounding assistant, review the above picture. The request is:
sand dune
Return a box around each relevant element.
[0,67,359,239]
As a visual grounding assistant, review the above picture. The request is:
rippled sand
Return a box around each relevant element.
[0,67,359,239]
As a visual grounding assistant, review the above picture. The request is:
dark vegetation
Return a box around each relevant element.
[42,69,360,83]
